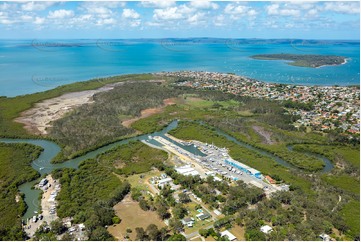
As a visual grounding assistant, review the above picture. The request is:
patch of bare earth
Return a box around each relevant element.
[14,80,165,135]
[121,97,176,128]
[252,125,276,145]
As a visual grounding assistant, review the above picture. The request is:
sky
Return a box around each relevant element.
[0,1,359,39]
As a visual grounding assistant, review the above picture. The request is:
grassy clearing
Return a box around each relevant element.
[125,170,162,193]
[108,195,166,241]
[229,225,245,241]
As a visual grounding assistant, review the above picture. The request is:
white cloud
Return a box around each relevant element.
[307,9,318,17]
[21,2,55,11]
[0,3,14,11]
[287,2,316,10]
[79,2,124,19]
[20,15,33,21]
[323,2,359,14]
[0,19,12,24]
[140,1,175,8]
[153,7,183,20]
[190,1,218,10]
[213,15,225,26]
[122,9,140,19]
[224,3,258,19]
[187,12,206,25]
[48,9,74,19]
[130,19,141,27]
[266,4,279,15]
[34,17,45,25]
[266,4,300,17]
[96,18,116,26]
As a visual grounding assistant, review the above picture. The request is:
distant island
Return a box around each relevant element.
[251,54,346,68]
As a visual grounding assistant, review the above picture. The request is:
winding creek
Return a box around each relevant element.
[0,120,333,221]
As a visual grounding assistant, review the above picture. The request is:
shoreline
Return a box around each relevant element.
[316,58,348,69]
[14,79,166,136]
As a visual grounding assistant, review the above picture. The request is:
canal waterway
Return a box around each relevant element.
[0,120,333,220]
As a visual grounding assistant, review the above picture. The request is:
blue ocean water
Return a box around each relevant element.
[0,39,359,97]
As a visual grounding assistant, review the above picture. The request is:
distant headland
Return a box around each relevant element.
[251,54,346,68]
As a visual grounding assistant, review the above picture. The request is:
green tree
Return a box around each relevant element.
[172,204,188,219]
[245,228,266,241]
[167,234,186,241]
[178,193,191,203]
[135,227,148,241]
[157,206,170,220]
[146,224,160,241]
[50,219,66,235]
[169,218,184,233]
[89,226,113,241]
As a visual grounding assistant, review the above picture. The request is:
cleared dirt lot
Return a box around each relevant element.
[108,195,166,240]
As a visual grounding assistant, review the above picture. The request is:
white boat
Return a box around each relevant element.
[39,167,44,170]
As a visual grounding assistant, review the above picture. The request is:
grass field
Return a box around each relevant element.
[229,225,245,241]
[108,195,166,240]
[125,170,162,194]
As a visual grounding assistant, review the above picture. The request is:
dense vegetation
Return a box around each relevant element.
[53,157,130,240]
[251,54,346,68]
[0,74,158,138]
[0,143,43,240]
[95,140,168,176]
[49,82,182,160]
[1,74,359,240]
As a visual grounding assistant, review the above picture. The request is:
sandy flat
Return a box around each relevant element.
[15,80,165,135]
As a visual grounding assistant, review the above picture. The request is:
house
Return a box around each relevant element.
[220,230,237,241]
[181,217,195,227]
[196,212,211,220]
[260,225,273,234]
[213,209,222,216]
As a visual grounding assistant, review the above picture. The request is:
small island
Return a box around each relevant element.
[251,53,346,68]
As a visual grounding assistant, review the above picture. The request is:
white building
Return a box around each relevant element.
[260,225,273,234]
[176,165,200,176]
[158,177,173,187]
[220,230,237,241]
